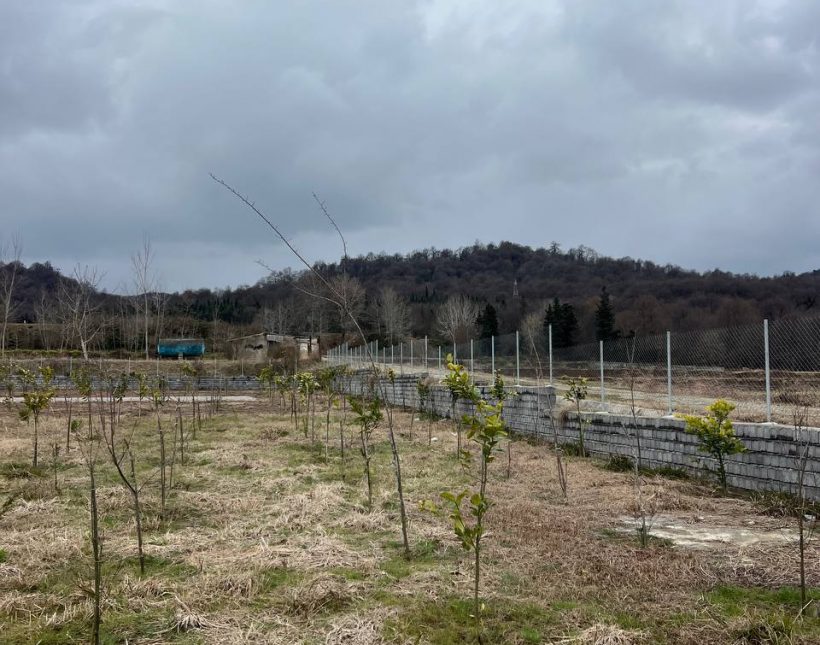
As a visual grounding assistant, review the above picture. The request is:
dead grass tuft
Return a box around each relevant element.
[559,623,646,644]
[285,573,362,616]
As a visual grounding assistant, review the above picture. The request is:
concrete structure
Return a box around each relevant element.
[226,333,320,362]
[341,370,820,501]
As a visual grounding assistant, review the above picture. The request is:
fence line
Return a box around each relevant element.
[326,316,820,425]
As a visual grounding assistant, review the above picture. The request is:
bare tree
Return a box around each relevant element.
[437,295,478,345]
[330,274,366,340]
[0,235,23,358]
[131,234,156,360]
[59,265,106,361]
[33,288,57,351]
[377,286,410,346]
[212,175,412,555]
[261,299,295,334]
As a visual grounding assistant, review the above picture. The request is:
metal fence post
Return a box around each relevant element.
[391,345,394,365]
[516,330,520,386]
[410,339,413,368]
[470,339,474,375]
[764,319,771,422]
[400,342,403,375]
[548,324,553,385]
[424,336,428,370]
[599,340,605,404]
[453,342,457,364]
[491,335,495,374]
[666,331,672,416]
[438,346,441,371]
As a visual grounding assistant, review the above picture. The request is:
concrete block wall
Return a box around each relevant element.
[341,370,820,501]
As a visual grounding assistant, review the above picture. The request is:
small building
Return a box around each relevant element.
[157,338,206,358]
[226,332,320,362]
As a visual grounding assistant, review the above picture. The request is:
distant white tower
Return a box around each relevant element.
[513,279,519,298]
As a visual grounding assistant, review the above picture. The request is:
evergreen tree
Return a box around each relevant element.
[559,302,578,347]
[543,298,578,348]
[476,303,499,339]
[595,286,617,341]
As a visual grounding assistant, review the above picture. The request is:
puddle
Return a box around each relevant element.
[617,514,795,549]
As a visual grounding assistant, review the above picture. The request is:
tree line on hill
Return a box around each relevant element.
[1,240,819,357]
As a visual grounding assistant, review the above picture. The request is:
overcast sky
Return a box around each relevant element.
[2,0,819,292]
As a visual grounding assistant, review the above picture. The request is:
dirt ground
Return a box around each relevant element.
[0,396,818,644]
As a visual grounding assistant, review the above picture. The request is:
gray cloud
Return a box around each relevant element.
[1,0,818,291]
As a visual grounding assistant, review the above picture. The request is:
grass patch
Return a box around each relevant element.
[602,454,634,472]
[0,462,46,479]
[384,596,557,644]
[707,585,820,617]
[641,465,690,480]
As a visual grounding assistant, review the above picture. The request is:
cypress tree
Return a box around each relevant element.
[476,303,499,339]
[595,286,617,341]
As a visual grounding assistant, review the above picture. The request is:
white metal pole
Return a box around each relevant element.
[391,345,394,365]
[400,342,403,375]
[599,340,605,404]
[548,324,553,385]
[666,331,672,415]
[438,346,441,371]
[470,339,474,375]
[424,336,428,370]
[491,335,495,374]
[516,330,520,386]
[764,319,771,422]
[453,342,457,364]
[410,339,413,368]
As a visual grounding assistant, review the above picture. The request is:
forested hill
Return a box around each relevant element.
[3,242,820,346]
[304,242,819,340]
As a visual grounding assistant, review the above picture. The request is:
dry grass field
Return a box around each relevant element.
[0,395,818,644]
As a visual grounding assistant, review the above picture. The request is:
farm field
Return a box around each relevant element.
[0,394,818,644]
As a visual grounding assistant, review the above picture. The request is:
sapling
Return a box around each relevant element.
[151,380,170,521]
[520,325,567,498]
[18,366,55,468]
[258,365,276,405]
[99,372,148,574]
[683,399,745,493]
[417,378,432,446]
[317,367,339,461]
[789,399,816,615]
[490,370,513,479]
[349,396,382,509]
[434,360,507,639]
[297,371,318,440]
[563,377,589,457]
[213,175,412,555]
[443,355,472,457]
[71,367,102,645]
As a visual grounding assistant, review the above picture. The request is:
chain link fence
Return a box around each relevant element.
[328,316,820,424]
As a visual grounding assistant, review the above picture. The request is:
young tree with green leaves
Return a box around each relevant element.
[563,377,589,457]
[490,370,514,479]
[349,396,383,509]
[434,360,507,638]
[443,355,474,457]
[683,399,745,493]
[18,366,55,468]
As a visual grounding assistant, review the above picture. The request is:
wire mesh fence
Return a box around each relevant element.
[327,316,820,424]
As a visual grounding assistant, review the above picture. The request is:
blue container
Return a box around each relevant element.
[157,338,205,358]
